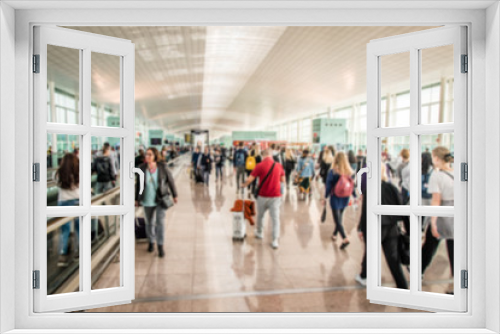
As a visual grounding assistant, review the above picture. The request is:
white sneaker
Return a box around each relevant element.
[255,231,263,239]
[355,274,367,286]
[271,239,279,249]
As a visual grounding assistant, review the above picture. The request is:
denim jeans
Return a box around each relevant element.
[256,196,281,240]
[215,166,223,180]
[95,181,113,194]
[57,199,80,255]
[144,205,167,246]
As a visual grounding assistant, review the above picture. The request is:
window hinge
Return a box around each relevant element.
[461,54,468,73]
[33,270,40,289]
[461,270,468,289]
[33,54,40,73]
[461,162,468,181]
[33,163,40,182]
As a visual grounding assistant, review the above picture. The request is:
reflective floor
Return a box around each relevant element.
[87,162,452,312]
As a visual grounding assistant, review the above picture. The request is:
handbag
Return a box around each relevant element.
[150,169,175,209]
[253,162,275,199]
[320,206,327,223]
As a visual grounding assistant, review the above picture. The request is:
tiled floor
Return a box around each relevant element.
[87,162,452,313]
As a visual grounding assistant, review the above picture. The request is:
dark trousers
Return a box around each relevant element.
[215,165,223,180]
[381,223,408,289]
[332,208,347,239]
[422,225,454,276]
[285,168,293,186]
[246,170,257,194]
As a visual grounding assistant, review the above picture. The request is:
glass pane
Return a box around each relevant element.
[91,137,121,205]
[47,45,80,124]
[380,52,410,128]
[420,133,454,206]
[379,215,410,290]
[47,216,81,295]
[91,215,121,290]
[47,133,81,206]
[420,216,454,294]
[91,52,121,127]
[380,136,410,205]
[420,45,454,124]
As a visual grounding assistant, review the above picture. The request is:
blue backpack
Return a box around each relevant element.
[235,150,245,167]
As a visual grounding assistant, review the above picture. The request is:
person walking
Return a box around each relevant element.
[199,146,213,186]
[135,147,178,258]
[421,146,455,293]
[191,146,201,181]
[296,149,315,200]
[318,146,334,184]
[242,148,285,249]
[93,144,116,194]
[233,141,248,194]
[214,148,224,181]
[53,153,80,267]
[397,148,410,204]
[284,148,296,188]
[322,151,352,249]
[135,149,145,168]
[245,144,262,197]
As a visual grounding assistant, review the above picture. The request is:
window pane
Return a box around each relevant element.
[91,52,121,128]
[380,52,410,128]
[47,133,81,207]
[420,45,454,124]
[47,45,80,124]
[420,216,454,294]
[47,216,81,295]
[420,133,454,206]
[379,215,410,290]
[91,137,121,205]
[380,136,410,205]
[92,215,121,290]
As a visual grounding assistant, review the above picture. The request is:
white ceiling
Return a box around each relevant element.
[49,25,454,137]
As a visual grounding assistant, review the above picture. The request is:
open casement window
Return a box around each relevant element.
[33,26,136,312]
[366,26,467,312]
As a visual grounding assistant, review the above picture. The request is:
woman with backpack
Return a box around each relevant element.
[322,151,353,249]
[284,148,296,189]
[246,144,262,196]
[421,146,455,292]
[135,147,178,258]
[296,149,315,200]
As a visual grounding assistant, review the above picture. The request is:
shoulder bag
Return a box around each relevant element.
[152,167,175,209]
[254,162,276,199]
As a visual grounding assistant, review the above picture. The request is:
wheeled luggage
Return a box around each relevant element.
[232,193,247,241]
[135,217,147,240]
[195,169,204,183]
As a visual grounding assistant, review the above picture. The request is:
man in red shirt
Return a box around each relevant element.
[242,148,285,249]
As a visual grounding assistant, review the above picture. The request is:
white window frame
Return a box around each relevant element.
[1,2,498,333]
[366,26,467,312]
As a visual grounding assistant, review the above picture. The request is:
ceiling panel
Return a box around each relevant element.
[58,25,452,137]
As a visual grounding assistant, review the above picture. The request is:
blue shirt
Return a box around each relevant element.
[141,168,158,207]
[296,157,315,177]
[325,170,350,210]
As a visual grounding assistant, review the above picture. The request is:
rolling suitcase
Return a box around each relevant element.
[232,195,247,241]
[135,217,147,240]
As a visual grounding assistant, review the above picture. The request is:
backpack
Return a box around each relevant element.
[333,172,354,198]
[246,156,256,170]
[94,156,113,182]
[235,150,245,167]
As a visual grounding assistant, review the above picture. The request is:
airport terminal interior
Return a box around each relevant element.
[44,26,456,312]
